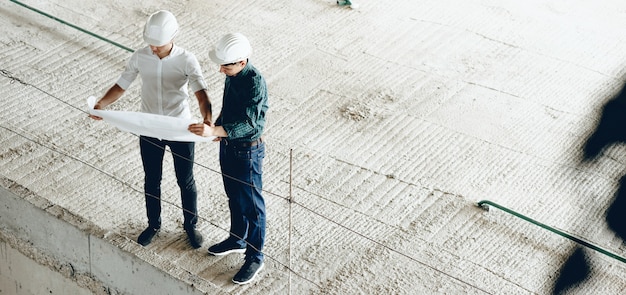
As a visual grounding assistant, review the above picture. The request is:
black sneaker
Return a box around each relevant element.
[186,228,203,249]
[207,239,246,256]
[137,227,159,246]
[232,259,264,285]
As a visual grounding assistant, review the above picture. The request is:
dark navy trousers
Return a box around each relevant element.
[139,136,198,230]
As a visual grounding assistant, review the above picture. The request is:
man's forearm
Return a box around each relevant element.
[96,84,125,109]
[195,89,212,124]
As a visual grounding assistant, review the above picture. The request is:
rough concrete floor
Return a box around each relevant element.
[1,0,626,294]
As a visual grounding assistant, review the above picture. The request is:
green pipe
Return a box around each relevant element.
[10,0,134,53]
[477,200,626,264]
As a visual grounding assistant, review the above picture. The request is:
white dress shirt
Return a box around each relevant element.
[116,44,207,119]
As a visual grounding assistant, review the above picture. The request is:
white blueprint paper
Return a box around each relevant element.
[87,96,215,142]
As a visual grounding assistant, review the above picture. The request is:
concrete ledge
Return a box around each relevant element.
[0,237,93,295]
[0,176,218,294]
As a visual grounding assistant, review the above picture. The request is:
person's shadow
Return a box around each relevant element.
[552,82,626,294]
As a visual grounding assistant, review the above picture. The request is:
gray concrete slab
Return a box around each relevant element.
[2,0,626,294]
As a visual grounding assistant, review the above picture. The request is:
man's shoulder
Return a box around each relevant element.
[171,45,198,58]
[135,46,152,54]
[244,64,265,79]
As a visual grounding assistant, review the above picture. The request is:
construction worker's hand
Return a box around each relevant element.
[88,103,103,120]
[188,123,209,137]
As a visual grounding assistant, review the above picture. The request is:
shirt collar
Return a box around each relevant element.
[233,61,251,79]
[148,44,182,60]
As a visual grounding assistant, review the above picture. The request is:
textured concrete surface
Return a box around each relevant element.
[0,181,213,294]
[1,0,626,294]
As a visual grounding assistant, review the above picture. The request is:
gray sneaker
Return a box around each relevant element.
[233,259,264,285]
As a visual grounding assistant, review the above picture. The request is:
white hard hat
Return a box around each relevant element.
[143,10,179,46]
[209,33,252,64]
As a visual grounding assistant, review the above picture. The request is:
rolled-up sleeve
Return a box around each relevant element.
[116,52,139,90]
[186,53,208,93]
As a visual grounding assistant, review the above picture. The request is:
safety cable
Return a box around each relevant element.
[1,65,494,293]
[8,1,623,293]
[288,149,294,295]
[2,2,498,292]
[0,122,496,294]
[0,67,318,287]
[0,123,324,289]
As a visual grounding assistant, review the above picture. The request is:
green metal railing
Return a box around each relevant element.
[11,0,626,268]
[10,0,134,53]
[477,200,626,264]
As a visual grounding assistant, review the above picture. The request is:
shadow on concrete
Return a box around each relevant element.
[553,247,590,295]
[552,82,626,294]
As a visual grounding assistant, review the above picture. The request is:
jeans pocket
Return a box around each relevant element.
[234,149,252,160]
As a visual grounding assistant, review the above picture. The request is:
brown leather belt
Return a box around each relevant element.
[222,137,263,148]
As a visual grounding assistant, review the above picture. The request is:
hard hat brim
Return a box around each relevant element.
[144,37,173,47]
[209,49,246,65]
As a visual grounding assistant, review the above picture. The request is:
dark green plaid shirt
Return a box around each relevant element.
[216,62,268,142]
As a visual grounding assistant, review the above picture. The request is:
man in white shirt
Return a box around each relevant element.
[89,10,212,249]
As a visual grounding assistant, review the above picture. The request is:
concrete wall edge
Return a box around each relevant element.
[0,176,217,294]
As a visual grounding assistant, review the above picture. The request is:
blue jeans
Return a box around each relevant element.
[140,136,198,230]
[220,140,266,262]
